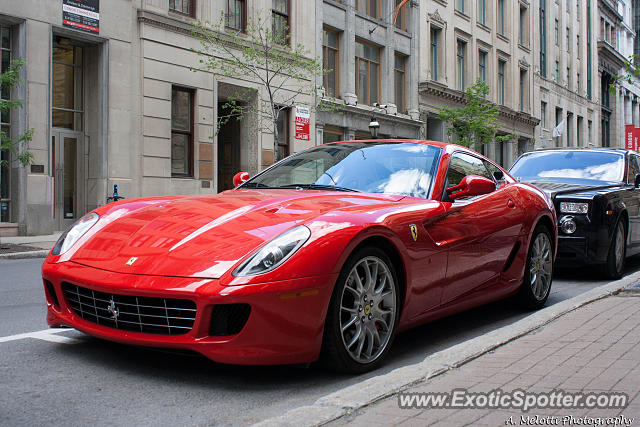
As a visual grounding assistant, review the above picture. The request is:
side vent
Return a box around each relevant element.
[209,304,251,336]
[503,241,522,272]
[43,279,60,308]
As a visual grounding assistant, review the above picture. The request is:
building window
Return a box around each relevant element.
[541,101,547,128]
[540,0,546,77]
[272,0,289,44]
[555,107,563,146]
[588,119,592,144]
[577,116,583,146]
[478,50,487,84]
[356,0,380,19]
[275,108,289,160]
[323,28,339,97]
[577,72,580,90]
[225,0,246,32]
[567,112,573,146]
[498,59,506,105]
[430,27,440,81]
[355,40,380,105]
[0,25,11,222]
[566,67,570,87]
[555,19,559,45]
[394,53,406,113]
[456,40,466,91]
[519,5,528,46]
[394,0,407,31]
[169,0,194,16]
[52,42,83,131]
[497,0,505,35]
[555,60,560,81]
[586,0,592,99]
[171,87,194,177]
[577,34,580,58]
[478,0,486,25]
[456,0,466,14]
[519,68,527,112]
[566,27,570,52]
[323,125,343,144]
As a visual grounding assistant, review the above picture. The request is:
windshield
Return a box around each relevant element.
[241,142,442,198]
[509,150,625,183]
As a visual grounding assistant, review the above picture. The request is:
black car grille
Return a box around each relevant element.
[62,283,197,335]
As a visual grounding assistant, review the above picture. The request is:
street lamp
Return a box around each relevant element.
[369,116,380,139]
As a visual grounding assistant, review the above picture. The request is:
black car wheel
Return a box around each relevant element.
[604,219,626,280]
[321,247,400,374]
[519,225,553,310]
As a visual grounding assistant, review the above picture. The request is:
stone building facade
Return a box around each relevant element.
[314,0,423,144]
[531,0,600,150]
[419,0,540,168]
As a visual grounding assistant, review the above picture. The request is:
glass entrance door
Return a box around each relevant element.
[52,131,82,230]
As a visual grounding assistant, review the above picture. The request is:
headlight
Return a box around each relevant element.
[51,212,100,255]
[559,202,588,214]
[232,225,311,277]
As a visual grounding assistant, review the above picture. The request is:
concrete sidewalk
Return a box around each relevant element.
[331,290,640,426]
[0,233,60,259]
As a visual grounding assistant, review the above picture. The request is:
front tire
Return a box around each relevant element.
[518,225,553,310]
[604,219,626,280]
[321,247,400,374]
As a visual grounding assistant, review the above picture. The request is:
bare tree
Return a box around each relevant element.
[192,13,329,163]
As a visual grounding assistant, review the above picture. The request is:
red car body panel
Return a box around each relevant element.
[42,141,557,365]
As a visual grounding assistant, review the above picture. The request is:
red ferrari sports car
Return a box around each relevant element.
[42,140,556,373]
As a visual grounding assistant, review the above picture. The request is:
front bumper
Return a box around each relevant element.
[42,261,337,365]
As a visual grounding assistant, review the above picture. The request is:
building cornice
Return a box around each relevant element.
[418,81,540,127]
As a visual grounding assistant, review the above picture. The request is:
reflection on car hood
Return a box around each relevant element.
[69,189,405,279]
[525,179,623,198]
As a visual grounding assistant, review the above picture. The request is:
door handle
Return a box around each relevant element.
[507,199,516,209]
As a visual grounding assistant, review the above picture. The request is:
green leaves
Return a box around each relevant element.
[437,79,514,149]
[0,59,33,168]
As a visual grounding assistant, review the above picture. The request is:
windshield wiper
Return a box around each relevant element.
[276,184,361,192]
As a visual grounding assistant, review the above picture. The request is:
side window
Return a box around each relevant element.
[444,152,495,201]
[628,155,640,185]
[446,152,493,188]
[483,160,504,182]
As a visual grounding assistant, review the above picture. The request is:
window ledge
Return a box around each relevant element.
[433,0,447,6]
[518,43,531,53]
[454,10,470,22]
[168,10,196,22]
[477,22,491,33]
[497,33,509,43]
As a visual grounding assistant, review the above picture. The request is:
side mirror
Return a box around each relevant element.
[635,173,640,188]
[446,175,496,200]
[233,171,250,187]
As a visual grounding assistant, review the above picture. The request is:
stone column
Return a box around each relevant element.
[342,0,357,106]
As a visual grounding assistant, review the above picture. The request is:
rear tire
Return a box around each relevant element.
[604,219,626,280]
[518,225,553,310]
[321,247,400,374]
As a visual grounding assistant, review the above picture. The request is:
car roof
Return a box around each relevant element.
[525,147,630,155]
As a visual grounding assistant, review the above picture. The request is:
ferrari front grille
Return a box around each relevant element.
[62,282,197,335]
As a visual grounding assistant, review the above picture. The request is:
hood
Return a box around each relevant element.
[525,179,622,198]
[68,189,404,278]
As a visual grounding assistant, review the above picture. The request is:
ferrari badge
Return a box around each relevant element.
[409,224,418,242]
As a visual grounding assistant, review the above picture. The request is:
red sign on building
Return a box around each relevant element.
[626,124,635,150]
[295,106,310,141]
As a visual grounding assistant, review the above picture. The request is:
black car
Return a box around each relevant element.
[509,148,640,279]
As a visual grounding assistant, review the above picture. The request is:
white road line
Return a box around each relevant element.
[0,328,78,344]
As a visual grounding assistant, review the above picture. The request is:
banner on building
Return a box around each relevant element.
[63,0,100,34]
[626,124,635,150]
[634,127,640,151]
[295,106,310,141]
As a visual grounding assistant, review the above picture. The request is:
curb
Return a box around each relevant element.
[253,271,640,427]
[0,250,49,260]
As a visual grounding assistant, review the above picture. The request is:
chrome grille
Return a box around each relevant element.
[62,283,196,335]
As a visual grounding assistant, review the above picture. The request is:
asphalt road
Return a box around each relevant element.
[2,257,638,426]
